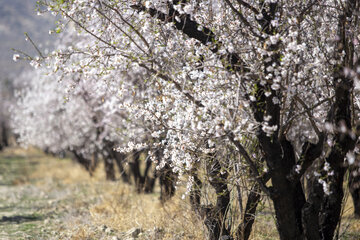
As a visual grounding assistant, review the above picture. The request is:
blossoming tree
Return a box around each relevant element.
[12,0,360,239]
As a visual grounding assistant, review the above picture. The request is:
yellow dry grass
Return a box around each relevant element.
[9,147,205,239]
[4,146,360,239]
[89,184,205,239]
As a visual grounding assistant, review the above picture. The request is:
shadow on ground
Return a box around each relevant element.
[0,214,43,224]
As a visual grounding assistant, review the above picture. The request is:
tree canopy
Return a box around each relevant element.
[11,0,360,239]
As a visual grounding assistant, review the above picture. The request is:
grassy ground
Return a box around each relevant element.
[0,147,360,239]
[0,147,204,240]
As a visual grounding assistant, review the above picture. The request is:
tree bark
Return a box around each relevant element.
[159,163,176,202]
[189,158,231,240]
[72,150,94,175]
[103,141,130,183]
[237,183,261,240]
[104,156,116,181]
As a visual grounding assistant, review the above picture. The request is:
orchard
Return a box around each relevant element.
[7,0,360,239]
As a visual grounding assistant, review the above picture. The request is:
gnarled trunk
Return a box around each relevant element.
[189,158,231,240]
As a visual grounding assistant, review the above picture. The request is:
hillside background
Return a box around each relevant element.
[0,0,55,79]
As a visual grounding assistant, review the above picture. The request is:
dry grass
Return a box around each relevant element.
[89,184,205,239]
[13,147,205,239]
[3,147,360,239]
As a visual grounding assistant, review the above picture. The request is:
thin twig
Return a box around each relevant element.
[24,32,44,58]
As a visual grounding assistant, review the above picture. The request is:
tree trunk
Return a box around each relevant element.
[113,151,130,183]
[72,151,90,172]
[257,134,306,240]
[104,156,116,181]
[189,158,231,240]
[103,141,130,183]
[129,150,155,193]
[143,156,156,193]
[302,166,323,240]
[0,121,9,150]
[159,163,176,202]
[237,183,261,240]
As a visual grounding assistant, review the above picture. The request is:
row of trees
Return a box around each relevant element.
[11,0,360,239]
[12,28,176,198]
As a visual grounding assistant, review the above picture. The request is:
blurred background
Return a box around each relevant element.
[0,0,55,149]
[0,0,55,77]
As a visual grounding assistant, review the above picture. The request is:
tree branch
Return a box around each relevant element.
[236,0,259,15]
[226,131,271,195]
[102,2,150,49]
[293,96,322,138]
[223,0,263,39]
[24,32,44,59]
[287,133,325,182]
[94,7,148,54]
[130,3,247,72]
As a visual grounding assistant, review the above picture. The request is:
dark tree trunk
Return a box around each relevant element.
[302,169,323,240]
[301,12,356,238]
[319,155,346,239]
[237,183,261,240]
[104,157,116,181]
[0,121,9,151]
[316,4,358,235]
[189,158,231,240]
[270,171,305,240]
[257,1,357,239]
[113,151,130,183]
[72,150,94,175]
[129,150,142,191]
[268,139,306,240]
[158,163,176,202]
[129,150,156,193]
[103,141,130,183]
[143,156,156,193]
[153,148,177,202]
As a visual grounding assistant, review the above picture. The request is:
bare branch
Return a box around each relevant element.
[24,32,44,59]
[235,0,260,15]
[11,48,33,60]
[94,7,148,54]
[102,2,150,49]
[223,0,263,39]
[62,11,118,50]
[226,131,271,195]
[294,96,322,138]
